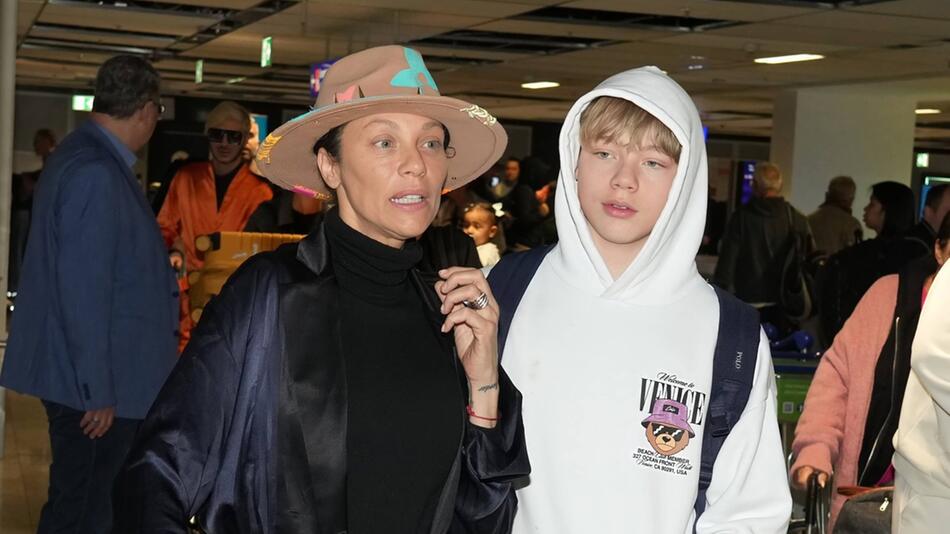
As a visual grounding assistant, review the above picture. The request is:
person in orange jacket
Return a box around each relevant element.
[158,101,273,350]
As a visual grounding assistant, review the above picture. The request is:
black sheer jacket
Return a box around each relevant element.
[113,220,529,534]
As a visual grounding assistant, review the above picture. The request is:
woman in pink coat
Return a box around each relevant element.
[791,213,950,529]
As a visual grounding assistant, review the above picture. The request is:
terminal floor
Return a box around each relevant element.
[0,390,49,533]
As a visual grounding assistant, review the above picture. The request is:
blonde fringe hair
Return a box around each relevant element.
[579,96,682,161]
[205,101,251,134]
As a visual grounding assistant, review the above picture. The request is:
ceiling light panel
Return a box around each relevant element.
[521,81,560,89]
[754,53,825,64]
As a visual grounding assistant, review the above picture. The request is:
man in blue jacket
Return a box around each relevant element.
[0,55,179,533]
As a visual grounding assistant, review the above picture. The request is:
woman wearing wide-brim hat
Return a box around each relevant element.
[114,45,528,533]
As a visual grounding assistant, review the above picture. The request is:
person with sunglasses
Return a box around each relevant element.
[157,100,274,351]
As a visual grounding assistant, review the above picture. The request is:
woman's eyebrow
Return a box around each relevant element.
[364,118,398,129]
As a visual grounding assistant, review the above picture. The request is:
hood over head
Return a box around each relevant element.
[551,66,708,305]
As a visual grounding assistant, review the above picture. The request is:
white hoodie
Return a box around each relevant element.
[892,265,950,532]
[502,67,791,534]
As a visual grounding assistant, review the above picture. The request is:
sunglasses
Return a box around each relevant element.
[207,128,244,144]
[651,424,687,442]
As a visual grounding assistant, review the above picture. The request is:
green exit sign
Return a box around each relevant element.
[195,59,204,84]
[261,36,272,68]
[72,94,94,112]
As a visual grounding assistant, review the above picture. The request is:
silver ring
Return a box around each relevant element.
[92,418,100,423]
[463,291,489,310]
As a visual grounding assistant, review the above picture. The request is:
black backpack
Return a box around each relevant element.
[487,245,761,529]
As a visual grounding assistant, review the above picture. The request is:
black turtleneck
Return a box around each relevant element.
[324,210,463,534]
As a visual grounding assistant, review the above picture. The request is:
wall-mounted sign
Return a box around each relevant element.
[72,94,94,112]
[261,36,273,68]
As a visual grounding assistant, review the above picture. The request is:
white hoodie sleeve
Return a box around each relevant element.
[694,331,792,534]
[910,268,950,414]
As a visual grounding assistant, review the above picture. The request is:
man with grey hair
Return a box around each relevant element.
[809,175,863,255]
[714,162,815,325]
[0,55,178,533]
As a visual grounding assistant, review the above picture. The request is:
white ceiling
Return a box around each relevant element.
[13,0,950,148]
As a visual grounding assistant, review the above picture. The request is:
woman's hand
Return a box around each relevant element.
[436,267,500,428]
[792,465,829,490]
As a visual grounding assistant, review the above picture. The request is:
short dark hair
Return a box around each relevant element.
[924,184,950,211]
[870,181,916,238]
[938,210,950,246]
[33,128,56,148]
[313,123,346,160]
[312,121,452,161]
[463,202,497,225]
[92,55,160,119]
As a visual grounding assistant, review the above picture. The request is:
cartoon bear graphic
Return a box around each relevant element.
[641,399,695,456]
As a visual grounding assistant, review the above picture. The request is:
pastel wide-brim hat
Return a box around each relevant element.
[255,45,508,198]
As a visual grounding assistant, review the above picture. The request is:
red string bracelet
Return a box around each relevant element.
[466,404,499,422]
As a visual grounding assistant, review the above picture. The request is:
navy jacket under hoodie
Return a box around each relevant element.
[113,222,528,533]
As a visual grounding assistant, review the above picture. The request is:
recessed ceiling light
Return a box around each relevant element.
[915,108,941,115]
[688,64,704,71]
[521,81,560,90]
[754,53,824,65]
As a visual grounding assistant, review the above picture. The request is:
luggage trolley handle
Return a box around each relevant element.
[804,471,827,534]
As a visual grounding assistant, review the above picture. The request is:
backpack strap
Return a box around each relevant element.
[486,244,554,362]
[694,286,761,530]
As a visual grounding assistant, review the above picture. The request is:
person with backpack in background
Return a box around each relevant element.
[791,212,950,531]
[714,162,816,331]
[818,181,929,345]
[490,66,791,534]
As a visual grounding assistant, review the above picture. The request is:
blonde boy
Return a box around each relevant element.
[494,67,791,533]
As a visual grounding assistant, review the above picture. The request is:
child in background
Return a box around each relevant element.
[462,202,501,267]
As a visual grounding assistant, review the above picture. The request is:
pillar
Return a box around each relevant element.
[0,0,17,458]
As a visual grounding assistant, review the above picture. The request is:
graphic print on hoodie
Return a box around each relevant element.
[501,67,792,534]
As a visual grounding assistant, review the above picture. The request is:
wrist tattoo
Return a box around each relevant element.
[477,383,499,393]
